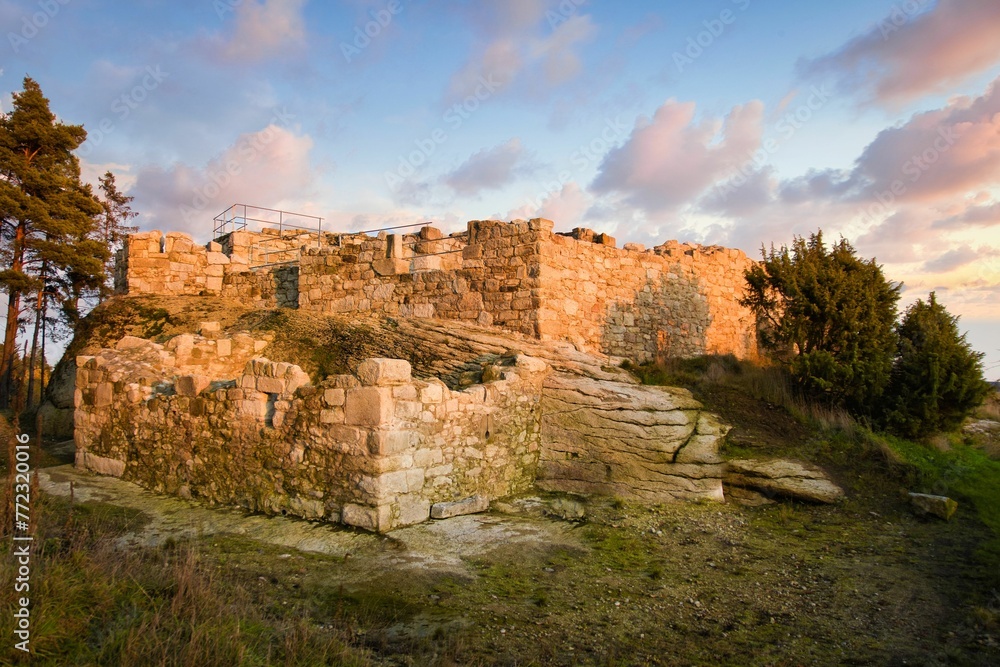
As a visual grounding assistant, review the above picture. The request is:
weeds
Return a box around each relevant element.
[0,495,366,665]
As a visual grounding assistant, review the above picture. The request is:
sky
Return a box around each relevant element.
[1,0,999,378]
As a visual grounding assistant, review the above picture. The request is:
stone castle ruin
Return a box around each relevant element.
[73,211,762,531]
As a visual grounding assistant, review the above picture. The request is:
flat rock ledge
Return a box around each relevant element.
[724,458,844,504]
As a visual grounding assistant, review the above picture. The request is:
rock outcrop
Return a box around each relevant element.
[538,374,728,502]
[724,458,844,504]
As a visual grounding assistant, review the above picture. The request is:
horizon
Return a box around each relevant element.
[2,0,999,377]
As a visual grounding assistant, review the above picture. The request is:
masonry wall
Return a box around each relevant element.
[537,233,757,361]
[297,219,547,337]
[74,333,549,532]
[116,230,299,309]
[115,218,756,361]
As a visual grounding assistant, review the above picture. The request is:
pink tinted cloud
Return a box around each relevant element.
[801,0,1000,106]
[215,0,308,63]
[508,181,591,227]
[847,76,1000,203]
[131,125,315,239]
[590,99,764,213]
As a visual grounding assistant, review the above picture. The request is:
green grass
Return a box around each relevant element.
[881,433,1000,577]
[0,496,367,666]
[631,355,1000,585]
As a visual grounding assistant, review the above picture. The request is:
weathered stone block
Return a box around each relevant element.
[94,382,113,407]
[115,336,150,350]
[396,496,432,526]
[341,503,391,532]
[324,388,345,406]
[431,495,489,519]
[176,375,211,397]
[257,377,286,394]
[367,430,416,455]
[320,409,344,424]
[345,387,393,426]
[77,451,126,477]
[370,258,407,276]
[357,358,412,386]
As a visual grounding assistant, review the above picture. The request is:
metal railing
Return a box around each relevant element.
[213,204,325,267]
[211,207,468,266]
[340,221,468,256]
[213,204,324,238]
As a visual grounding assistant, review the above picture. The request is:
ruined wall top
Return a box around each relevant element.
[114,218,757,361]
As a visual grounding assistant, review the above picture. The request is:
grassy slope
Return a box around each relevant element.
[634,355,1000,581]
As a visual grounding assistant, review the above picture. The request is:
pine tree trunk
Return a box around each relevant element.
[40,293,47,401]
[26,292,42,409]
[0,223,27,409]
[0,291,22,409]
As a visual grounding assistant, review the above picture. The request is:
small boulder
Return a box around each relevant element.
[431,496,489,519]
[725,458,844,504]
[909,493,958,520]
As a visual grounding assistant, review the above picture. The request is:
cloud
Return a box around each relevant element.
[215,0,308,63]
[801,0,1000,106]
[444,138,533,195]
[444,1,596,104]
[713,75,1000,224]
[130,125,314,239]
[934,200,1000,229]
[590,99,764,213]
[507,181,590,227]
[922,245,983,272]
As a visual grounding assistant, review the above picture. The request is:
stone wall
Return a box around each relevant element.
[116,230,300,308]
[537,234,757,361]
[297,219,546,337]
[115,218,756,361]
[74,333,550,532]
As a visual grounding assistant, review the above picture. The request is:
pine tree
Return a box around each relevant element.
[96,170,138,301]
[0,77,105,408]
[741,231,901,414]
[882,293,992,438]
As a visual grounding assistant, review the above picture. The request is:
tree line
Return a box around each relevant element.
[741,232,992,438]
[0,77,137,411]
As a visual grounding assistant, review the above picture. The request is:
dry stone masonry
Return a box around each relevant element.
[75,329,549,531]
[116,218,757,362]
